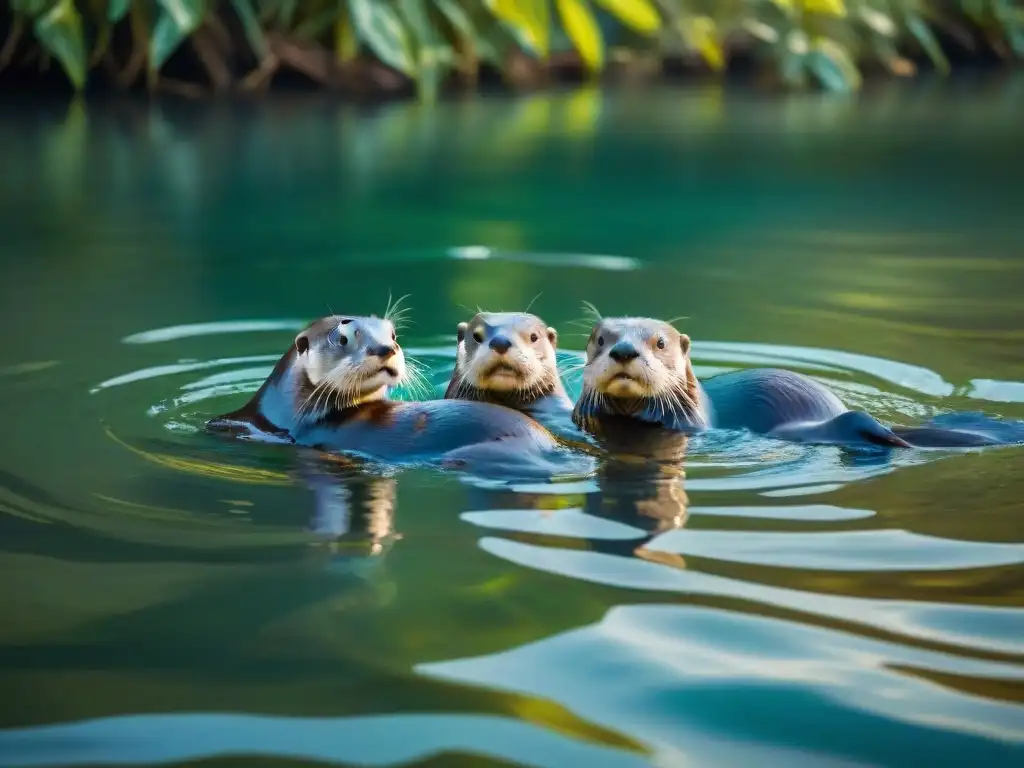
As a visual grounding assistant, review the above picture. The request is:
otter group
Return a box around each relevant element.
[207,304,1024,478]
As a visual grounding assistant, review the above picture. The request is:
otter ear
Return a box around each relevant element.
[679,333,691,357]
[295,334,310,356]
[546,326,558,347]
[456,322,468,343]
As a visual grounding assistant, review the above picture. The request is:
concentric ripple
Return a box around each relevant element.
[92,318,1019,487]
[74,319,1024,767]
[88,318,1024,499]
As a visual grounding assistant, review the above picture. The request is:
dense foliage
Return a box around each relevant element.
[2,0,1022,97]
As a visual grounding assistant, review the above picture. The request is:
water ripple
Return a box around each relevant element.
[122,320,307,344]
[968,379,1024,404]
[0,712,646,768]
[645,529,1024,572]
[696,341,955,397]
[418,604,1024,766]
[90,355,277,393]
[461,508,648,540]
[477,538,1024,656]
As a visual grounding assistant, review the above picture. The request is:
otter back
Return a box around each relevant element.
[293,399,558,462]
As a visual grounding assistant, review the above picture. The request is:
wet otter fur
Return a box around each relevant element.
[573,314,1024,450]
[444,311,573,419]
[206,314,585,480]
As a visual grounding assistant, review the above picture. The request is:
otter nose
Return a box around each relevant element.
[368,343,396,359]
[608,342,639,363]
[488,335,512,355]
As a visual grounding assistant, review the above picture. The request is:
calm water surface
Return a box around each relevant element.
[1,78,1023,767]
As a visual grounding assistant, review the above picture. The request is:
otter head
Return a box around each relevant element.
[251,314,405,432]
[573,316,707,430]
[294,314,405,407]
[445,311,566,408]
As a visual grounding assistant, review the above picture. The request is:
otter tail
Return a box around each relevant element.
[767,410,912,449]
[768,410,1024,450]
[892,412,1024,448]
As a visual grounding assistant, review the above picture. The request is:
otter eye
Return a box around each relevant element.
[340,318,352,325]
[328,326,348,346]
[391,329,396,342]
[597,336,605,347]
[530,332,539,343]
[656,337,666,350]
[472,328,484,344]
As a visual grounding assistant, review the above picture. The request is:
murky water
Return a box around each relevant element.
[1,77,1023,767]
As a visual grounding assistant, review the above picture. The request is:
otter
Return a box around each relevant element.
[444,311,573,420]
[572,315,1024,450]
[205,314,584,480]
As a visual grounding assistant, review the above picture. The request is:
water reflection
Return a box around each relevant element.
[0,711,648,768]
[474,538,1024,656]
[418,604,1024,766]
[462,418,691,569]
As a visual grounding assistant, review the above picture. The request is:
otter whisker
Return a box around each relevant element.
[580,300,602,323]
[384,294,413,325]
[524,292,543,313]
[399,361,434,399]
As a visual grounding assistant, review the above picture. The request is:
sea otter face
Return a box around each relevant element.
[455,312,558,394]
[583,317,690,399]
[294,315,406,404]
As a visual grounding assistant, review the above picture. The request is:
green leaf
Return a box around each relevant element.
[334,4,359,63]
[435,0,476,41]
[149,11,190,70]
[108,0,132,23]
[682,15,724,71]
[487,0,547,55]
[274,0,299,28]
[397,0,445,100]
[156,0,204,31]
[807,37,861,91]
[993,0,1024,55]
[803,0,846,17]
[906,14,950,74]
[148,1,205,71]
[232,0,270,58]
[455,0,511,64]
[591,0,661,35]
[556,0,605,72]
[277,0,299,29]
[779,30,807,87]
[293,8,339,39]
[435,0,487,70]
[33,0,87,90]
[12,0,51,15]
[350,0,417,78]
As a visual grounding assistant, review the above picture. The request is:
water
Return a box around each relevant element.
[1,76,1023,767]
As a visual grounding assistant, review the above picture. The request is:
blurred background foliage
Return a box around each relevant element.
[0,1,1022,98]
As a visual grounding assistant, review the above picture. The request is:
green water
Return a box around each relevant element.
[1,77,1023,767]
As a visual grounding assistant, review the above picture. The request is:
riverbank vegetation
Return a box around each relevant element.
[1,1,1022,99]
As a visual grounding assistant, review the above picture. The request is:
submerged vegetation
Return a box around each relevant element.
[1,1,1022,98]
